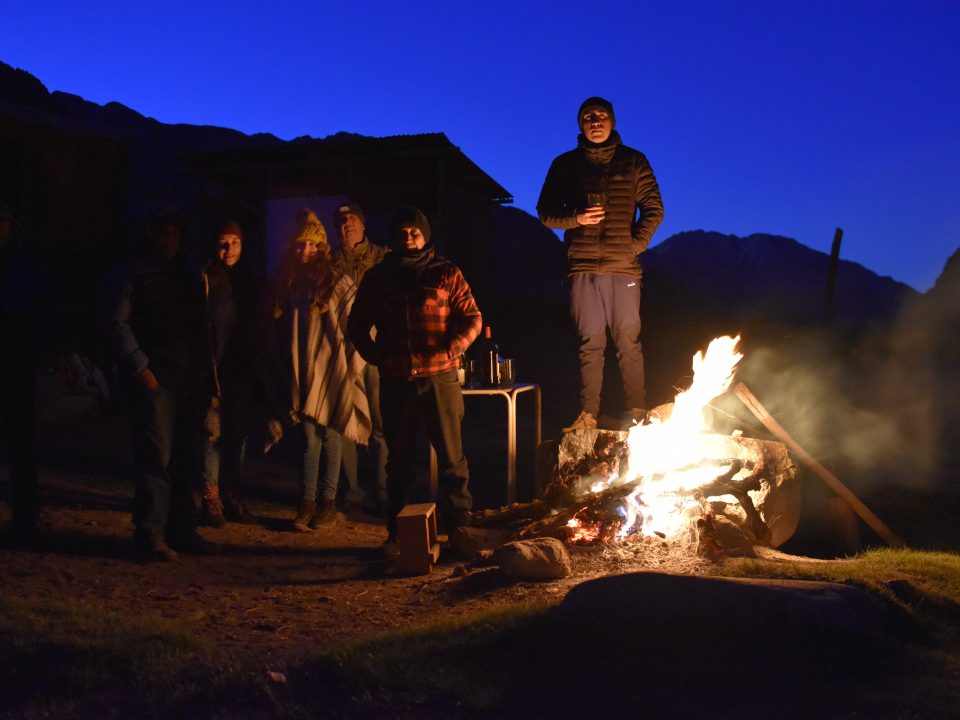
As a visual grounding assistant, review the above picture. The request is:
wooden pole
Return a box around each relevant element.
[824,227,843,326]
[733,382,905,548]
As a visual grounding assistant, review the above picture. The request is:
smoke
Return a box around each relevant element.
[728,278,960,492]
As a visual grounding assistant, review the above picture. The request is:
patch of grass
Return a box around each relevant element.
[290,551,960,719]
[722,549,960,632]
[0,596,271,719]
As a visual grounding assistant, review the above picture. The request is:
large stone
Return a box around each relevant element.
[558,571,887,640]
[494,538,573,579]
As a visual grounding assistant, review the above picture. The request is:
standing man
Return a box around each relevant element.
[331,203,389,515]
[348,205,481,547]
[100,210,208,561]
[537,97,664,431]
[0,201,50,545]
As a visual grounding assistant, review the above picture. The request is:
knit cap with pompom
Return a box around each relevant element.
[292,208,329,251]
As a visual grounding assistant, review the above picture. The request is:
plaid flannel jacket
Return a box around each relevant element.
[348,250,482,381]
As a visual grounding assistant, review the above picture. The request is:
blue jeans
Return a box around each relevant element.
[200,398,248,497]
[570,272,646,415]
[129,383,201,540]
[341,363,388,502]
[301,419,343,502]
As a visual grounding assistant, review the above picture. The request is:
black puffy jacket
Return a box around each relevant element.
[537,131,664,278]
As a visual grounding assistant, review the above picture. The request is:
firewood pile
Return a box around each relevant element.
[466,419,800,560]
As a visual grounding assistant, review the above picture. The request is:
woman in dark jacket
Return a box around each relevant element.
[199,220,261,526]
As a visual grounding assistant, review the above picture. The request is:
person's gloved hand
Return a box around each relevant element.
[264,418,284,454]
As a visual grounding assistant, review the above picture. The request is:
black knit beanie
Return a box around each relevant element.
[578,96,616,127]
[334,202,366,226]
[389,204,431,244]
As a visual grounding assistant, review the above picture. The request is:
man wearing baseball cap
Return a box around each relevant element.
[537,97,664,431]
[331,203,389,515]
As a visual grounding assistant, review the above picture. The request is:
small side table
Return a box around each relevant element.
[429,383,541,505]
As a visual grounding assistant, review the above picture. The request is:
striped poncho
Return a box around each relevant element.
[262,271,371,444]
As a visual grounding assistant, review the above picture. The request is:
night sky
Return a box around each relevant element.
[6,0,959,290]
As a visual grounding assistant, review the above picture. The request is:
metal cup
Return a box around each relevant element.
[498,358,515,386]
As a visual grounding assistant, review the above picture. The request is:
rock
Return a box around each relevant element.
[698,514,757,558]
[450,526,514,556]
[494,538,572,579]
[558,571,887,641]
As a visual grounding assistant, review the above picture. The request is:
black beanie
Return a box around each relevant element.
[389,205,431,243]
[578,96,616,127]
[334,202,366,226]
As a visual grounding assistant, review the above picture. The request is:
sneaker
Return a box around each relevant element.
[310,499,338,530]
[293,500,316,532]
[133,532,178,563]
[200,494,227,528]
[222,494,257,524]
[563,411,597,432]
[344,497,364,515]
[168,530,219,556]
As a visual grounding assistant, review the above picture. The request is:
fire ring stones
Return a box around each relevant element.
[494,538,573,579]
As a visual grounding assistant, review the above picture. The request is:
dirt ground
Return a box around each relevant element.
[0,411,715,671]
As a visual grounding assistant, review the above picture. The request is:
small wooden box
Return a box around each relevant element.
[396,503,442,575]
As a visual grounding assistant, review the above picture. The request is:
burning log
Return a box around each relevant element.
[467,428,800,558]
[464,337,808,562]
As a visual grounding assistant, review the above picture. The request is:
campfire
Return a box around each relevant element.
[471,335,802,559]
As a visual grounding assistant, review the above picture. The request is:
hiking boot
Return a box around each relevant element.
[223,494,257,525]
[309,499,338,530]
[563,411,597,432]
[200,492,227,528]
[168,530,219,556]
[133,532,178,563]
[628,408,648,425]
[293,500,316,532]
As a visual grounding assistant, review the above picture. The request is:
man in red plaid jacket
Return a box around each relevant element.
[348,205,482,547]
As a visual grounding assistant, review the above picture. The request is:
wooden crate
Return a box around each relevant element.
[396,503,441,575]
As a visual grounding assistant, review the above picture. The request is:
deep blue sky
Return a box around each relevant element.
[6,1,959,290]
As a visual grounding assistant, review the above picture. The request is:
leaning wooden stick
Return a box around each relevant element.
[733,381,905,548]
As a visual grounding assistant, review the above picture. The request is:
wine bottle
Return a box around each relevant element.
[479,326,500,387]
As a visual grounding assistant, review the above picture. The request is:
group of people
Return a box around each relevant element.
[3,95,664,562]
[99,201,482,561]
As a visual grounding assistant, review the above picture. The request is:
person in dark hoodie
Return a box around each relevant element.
[348,205,482,552]
[197,220,261,527]
[537,97,664,432]
[0,201,52,545]
[100,209,209,561]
